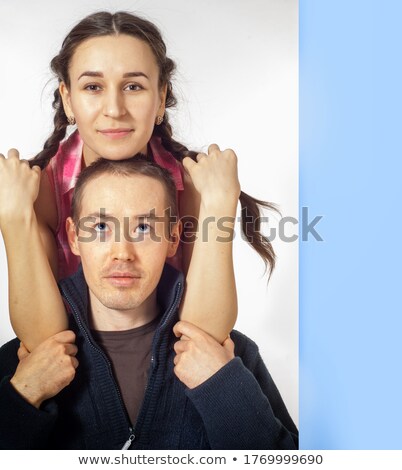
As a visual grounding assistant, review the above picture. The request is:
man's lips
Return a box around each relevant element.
[98,128,133,139]
[104,272,141,287]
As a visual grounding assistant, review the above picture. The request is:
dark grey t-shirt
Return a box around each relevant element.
[92,318,158,426]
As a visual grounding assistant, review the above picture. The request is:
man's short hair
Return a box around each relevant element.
[71,154,178,228]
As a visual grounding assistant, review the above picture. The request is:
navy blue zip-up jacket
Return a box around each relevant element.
[0,264,298,450]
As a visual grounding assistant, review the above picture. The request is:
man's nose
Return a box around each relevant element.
[110,231,136,261]
[103,87,127,119]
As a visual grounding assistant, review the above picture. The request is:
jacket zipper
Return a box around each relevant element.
[61,289,133,448]
[129,281,183,446]
[121,431,135,450]
[61,280,183,450]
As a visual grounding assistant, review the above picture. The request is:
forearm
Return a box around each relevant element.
[180,199,238,343]
[1,211,67,350]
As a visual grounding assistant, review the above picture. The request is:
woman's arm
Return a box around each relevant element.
[0,150,67,351]
[178,144,240,344]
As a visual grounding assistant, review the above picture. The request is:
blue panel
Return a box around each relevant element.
[300,0,402,449]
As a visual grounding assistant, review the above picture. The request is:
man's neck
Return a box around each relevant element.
[88,290,159,332]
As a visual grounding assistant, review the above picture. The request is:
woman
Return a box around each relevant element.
[0,11,275,352]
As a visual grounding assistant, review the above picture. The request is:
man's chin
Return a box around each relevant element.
[97,294,142,311]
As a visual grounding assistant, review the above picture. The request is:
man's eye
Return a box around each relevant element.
[136,223,151,234]
[95,222,108,232]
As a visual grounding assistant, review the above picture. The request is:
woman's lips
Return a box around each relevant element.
[98,129,133,139]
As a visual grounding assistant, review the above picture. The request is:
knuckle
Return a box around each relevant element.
[68,368,76,381]
[67,331,76,342]
[50,339,62,353]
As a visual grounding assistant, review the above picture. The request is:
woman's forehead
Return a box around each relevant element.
[69,34,159,75]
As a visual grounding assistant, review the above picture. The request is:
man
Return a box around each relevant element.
[0,157,298,449]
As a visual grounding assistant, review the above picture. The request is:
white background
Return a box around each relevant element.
[0,0,298,425]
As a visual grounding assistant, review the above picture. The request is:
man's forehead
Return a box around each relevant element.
[82,209,162,220]
[79,173,168,217]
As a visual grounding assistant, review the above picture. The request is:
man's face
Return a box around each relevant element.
[67,173,180,314]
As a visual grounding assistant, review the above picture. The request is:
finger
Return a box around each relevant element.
[0,153,5,159]
[173,320,204,340]
[196,152,207,162]
[222,336,235,355]
[173,339,188,354]
[64,343,78,357]
[7,148,20,159]
[182,156,196,173]
[71,356,79,369]
[53,330,76,344]
[20,159,30,166]
[31,165,42,176]
[208,143,220,155]
[17,342,30,361]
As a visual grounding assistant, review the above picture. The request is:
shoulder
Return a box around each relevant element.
[230,329,263,370]
[231,329,258,352]
[0,337,20,357]
[0,338,20,377]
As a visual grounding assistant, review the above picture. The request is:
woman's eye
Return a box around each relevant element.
[84,84,101,92]
[125,83,142,92]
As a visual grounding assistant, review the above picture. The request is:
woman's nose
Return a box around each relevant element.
[103,88,127,118]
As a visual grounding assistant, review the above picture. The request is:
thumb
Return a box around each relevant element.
[17,342,30,361]
[222,335,235,356]
[182,156,196,174]
[31,165,42,176]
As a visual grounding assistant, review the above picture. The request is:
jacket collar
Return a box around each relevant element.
[59,263,184,336]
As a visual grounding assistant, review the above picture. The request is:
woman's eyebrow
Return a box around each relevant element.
[123,71,149,79]
[77,71,149,80]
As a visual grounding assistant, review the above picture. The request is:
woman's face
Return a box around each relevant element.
[60,34,167,165]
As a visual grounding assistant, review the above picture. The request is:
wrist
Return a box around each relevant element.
[10,375,43,409]
[0,207,37,231]
[199,196,238,217]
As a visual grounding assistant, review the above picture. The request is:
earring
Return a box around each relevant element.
[155,115,164,125]
[68,116,76,125]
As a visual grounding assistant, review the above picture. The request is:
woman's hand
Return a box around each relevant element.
[0,149,41,227]
[182,144,241,211]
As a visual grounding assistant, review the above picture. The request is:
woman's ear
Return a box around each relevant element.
[66,217,80,256]
[59,82,74,119]
[158,83,168,117]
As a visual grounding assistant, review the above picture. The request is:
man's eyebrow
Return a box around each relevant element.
[83,212,158,220]
[135,213,158,221]
[84,212,117,220]
[77,71,149,80]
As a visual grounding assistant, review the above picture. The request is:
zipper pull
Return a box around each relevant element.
[121,431,135,450]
